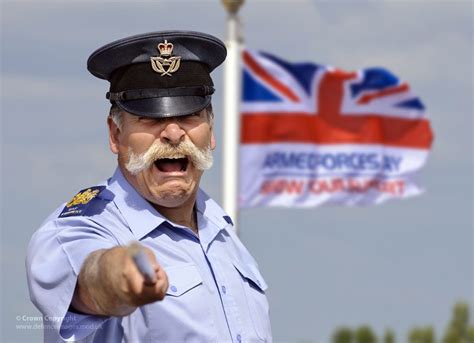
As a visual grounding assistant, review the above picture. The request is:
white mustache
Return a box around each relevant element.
[125,140,213,175]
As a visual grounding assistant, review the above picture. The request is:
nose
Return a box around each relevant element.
[159,119,185,145]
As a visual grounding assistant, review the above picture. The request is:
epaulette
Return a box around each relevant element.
[58,186,108,218]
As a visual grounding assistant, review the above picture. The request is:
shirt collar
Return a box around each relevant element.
[107,167,167,240]
[107,167,232,243]
[195,188,233,252]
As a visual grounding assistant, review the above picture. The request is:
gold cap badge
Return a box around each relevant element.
[150,40,181,76]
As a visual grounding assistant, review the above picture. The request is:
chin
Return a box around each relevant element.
[149,184,195,208]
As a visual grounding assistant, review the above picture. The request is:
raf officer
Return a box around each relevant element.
[26,31,272,342]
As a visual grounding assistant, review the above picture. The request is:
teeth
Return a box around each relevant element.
[160,155,186,160]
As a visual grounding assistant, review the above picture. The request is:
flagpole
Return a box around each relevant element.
[221,0,244,233]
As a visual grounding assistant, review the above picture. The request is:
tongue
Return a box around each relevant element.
[156,160,182,172]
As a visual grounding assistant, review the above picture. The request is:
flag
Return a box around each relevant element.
[239,49,433,208]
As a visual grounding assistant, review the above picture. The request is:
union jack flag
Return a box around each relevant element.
[239,49,433,208]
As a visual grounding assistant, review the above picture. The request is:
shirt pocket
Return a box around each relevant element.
[145,264,216,342]
[165,263,203,297]
[233,261,272,341]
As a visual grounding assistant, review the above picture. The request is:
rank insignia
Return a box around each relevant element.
[150,40,181,76]
[59,186,106,218]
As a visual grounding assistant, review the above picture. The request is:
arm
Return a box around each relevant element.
[71,246,169,317]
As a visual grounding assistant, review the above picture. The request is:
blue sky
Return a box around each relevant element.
[1,1,472,342]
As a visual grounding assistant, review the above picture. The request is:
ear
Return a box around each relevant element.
[210,131,216,151]
[107,116,121,154]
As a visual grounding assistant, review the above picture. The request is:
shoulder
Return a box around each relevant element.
[30,183,125,247]
[58,185,110,218]
[35,182,121,236]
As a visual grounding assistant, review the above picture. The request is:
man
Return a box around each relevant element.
[26,31,272,342]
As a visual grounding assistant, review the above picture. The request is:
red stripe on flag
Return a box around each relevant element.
[243,51,300,102]
[241,113,433,149]
[357,83,410,105]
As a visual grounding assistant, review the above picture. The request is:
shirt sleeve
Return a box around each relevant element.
[26,215,119,341]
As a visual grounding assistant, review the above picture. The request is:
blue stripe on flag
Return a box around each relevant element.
[350,67,400,97]
[242,69,282,102]
[395,98,425,110]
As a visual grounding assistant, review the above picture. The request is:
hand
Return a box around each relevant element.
[115,246,169,307]
[73,246,169,316]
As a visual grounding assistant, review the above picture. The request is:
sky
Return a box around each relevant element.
[1,0,473,342]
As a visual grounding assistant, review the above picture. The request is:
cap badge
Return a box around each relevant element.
[150,40,181,76]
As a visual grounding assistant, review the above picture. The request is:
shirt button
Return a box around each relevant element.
[236,334,242,342]
[170,285,177,293]
[221,285,227,294]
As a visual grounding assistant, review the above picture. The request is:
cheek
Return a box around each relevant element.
[124,132,157,154]
[187,124,213,148]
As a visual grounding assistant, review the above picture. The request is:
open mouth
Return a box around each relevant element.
[154,157,189,172]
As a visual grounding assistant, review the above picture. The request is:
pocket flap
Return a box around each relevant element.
[165,263,203,297]
[233,260,268,292]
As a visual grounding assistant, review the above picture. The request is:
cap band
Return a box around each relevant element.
[106,85,215,101]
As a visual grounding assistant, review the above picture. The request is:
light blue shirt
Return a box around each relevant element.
[26,168,272,342]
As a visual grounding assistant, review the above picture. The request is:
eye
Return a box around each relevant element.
[183,112,198,119]
[177,113,201,122]
[137,116,158,124]
[187,110,205,119]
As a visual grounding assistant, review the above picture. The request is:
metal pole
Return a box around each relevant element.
[221,0,244,233]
